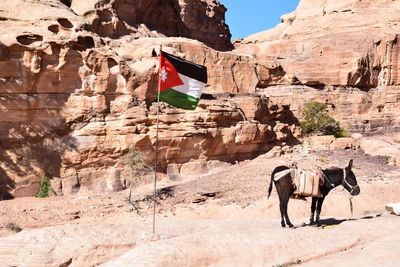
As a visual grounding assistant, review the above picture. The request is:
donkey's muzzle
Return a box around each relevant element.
[351,185,360,196]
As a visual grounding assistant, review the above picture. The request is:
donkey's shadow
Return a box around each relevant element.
[298,214,382,228]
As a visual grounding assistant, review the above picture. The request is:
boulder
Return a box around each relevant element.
[385,203,400,216]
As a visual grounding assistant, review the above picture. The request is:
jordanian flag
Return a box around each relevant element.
[158,50,208,110]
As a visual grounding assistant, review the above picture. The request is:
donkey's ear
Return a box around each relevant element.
[347,159,353,170]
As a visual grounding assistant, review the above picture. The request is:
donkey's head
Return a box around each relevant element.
[342,159,360,196]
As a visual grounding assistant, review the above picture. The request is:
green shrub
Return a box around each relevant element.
[34,175,51,198]
[300,101,347,137]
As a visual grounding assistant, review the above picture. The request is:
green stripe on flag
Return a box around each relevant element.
[159,88,200,110]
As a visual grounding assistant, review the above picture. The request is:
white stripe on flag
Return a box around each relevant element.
[172,73,205,99]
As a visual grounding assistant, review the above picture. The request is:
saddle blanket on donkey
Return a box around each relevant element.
[273,168,324,197]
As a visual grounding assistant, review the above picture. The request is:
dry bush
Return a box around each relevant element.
[5,222,22,233]
[125,148,153,187]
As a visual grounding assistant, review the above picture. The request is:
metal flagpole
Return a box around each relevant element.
[153,45,162,235]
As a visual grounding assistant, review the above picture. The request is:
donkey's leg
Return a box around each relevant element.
[278,191,293,228]
[310,197,317,224]
[276,174,294,228]
[278,190,293,228]
[276,182,287,228]
[315,196,326,224]
[282,199,294,228]
[279,201,286,227]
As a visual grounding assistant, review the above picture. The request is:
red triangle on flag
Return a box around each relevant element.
[159,52,184,92]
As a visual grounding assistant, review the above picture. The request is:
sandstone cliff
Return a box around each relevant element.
[69,0,233,51]
[235,0,400,133]
[0,0,298,197]
[1,0,400,198]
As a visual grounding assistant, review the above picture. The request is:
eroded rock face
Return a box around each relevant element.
[70,0,233,51]
[0,0,98,197]
[0,1,298,196]
[2,0,400,197]
[236,0,400,87]
[234,0,400,133]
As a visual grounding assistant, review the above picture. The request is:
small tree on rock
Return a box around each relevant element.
[300,101,347,137]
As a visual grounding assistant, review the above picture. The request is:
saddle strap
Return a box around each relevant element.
[273,169,295,181]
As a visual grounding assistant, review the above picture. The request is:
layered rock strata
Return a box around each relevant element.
[0,0,298,197]
[2,0,400,197]
[69,0,233,51]
[235,0,400,133]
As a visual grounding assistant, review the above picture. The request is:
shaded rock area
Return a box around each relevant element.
[70,0,233,51]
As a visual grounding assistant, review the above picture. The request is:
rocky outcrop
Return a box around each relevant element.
[0,0,299,197]
[2,0,400,197]
[236,0,400,87]
[235,0,400,133]
[70,0,233,51]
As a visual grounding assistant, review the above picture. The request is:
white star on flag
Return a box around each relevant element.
[160,68,168,81]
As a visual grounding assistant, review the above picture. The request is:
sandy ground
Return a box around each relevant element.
[0,144,399,266]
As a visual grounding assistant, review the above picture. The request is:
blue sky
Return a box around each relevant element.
[219,1,300,40]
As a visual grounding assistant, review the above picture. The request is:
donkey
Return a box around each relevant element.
[267,159,360,228]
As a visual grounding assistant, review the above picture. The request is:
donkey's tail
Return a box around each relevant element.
[267,173,274,199]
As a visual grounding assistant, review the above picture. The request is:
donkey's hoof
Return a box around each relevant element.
[288,223,294,228]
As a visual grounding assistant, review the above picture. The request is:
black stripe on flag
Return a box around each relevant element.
[161,51,208,84]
